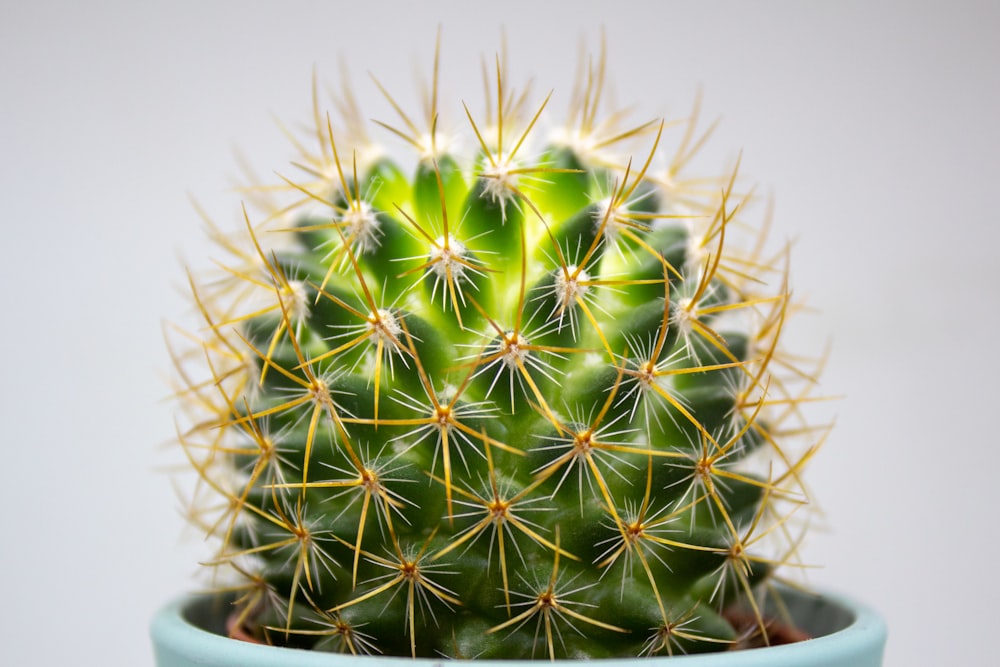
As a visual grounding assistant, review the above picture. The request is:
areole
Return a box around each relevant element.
[151,587,887,667]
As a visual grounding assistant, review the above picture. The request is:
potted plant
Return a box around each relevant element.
[153,36,886,666]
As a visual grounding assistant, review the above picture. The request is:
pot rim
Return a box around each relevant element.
[151,587,886,666]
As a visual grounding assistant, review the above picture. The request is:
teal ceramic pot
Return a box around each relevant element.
[151,587,885,666]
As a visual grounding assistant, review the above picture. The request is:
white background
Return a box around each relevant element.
[2,1,998,665]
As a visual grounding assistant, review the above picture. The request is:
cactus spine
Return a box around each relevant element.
[169,37,824,660]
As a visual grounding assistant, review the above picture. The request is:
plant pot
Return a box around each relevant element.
[151,586,886,666]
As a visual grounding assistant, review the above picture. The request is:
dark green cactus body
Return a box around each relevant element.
[173,49,820,660]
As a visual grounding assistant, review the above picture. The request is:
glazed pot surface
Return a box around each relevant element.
[151,587,886,666]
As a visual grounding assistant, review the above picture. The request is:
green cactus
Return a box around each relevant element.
[170,37,824,660]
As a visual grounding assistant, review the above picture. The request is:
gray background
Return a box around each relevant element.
[2,1,998,665]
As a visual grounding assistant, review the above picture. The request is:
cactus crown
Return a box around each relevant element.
[169,36,825,660]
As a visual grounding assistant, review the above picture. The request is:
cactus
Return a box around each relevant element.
[169,37,825,660]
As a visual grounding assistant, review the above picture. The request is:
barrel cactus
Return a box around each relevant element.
[169,37,824,660]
